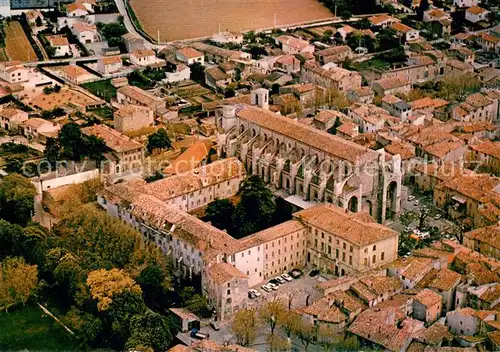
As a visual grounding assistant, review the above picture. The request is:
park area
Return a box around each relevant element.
[4,21,37,62]
[0,304,78,351]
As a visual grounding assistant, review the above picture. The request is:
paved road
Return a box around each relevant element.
[113,0,157,49]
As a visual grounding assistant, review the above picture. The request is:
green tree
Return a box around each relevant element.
[0,257,38,311]
[147,128,171,153]
[224,88,236,98]
[273,197,292,225]
[377,28,400,51]
[35,16,43,26]
[417,0,430,20]
[58,123,85,161]
[0,219,23,260]
[294,320,316,351]
[232,176,276,237]
[259,300,286,335]
[44,137,61,163]
[357,18,372,29]
[0,174,37,226]
[189,62,205,83]
[185,294,211,318]
[204,199,235,232]
[126,311,175,351]
[84,135,107,163]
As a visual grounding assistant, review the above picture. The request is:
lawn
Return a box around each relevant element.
[353,58,391,71]
[88,106,114,120]
[0,304,79,351]
[81,79,117,102]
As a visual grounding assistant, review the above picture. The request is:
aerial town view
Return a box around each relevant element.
[0,0,498,350]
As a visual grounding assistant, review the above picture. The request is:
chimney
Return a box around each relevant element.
[251,88,269,110]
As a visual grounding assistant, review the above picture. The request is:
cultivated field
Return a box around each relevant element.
[4,21,37,62]
[130,0,333,41]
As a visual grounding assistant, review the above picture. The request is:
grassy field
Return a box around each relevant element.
[0,304,79,351]
[82,79,117,102]
[4,21,37,62]
[353,58,391,71]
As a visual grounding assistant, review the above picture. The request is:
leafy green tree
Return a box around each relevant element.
[231,308,259,346]
[232,176,276,237]
[44,137,61,163]
[35,16,43,26]
[185,294,211,318]
[357,18,372,29]
[249,45,267,59]
[189,62,205,83]
[273,197,292,225]
[0,174,37,226]
[58,123,85,161]
[0,219,23,260]
[84,135,107,163]
[126,311,175,351]
[147,128,171,153]
[377,28,400,51]
[136,262,169,308]
[224,88,236,98]
[204,199,235,232]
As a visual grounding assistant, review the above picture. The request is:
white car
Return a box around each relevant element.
[281,273,293,282]
[249,289,261,297]
[434,214,442,220]
[275,276,286,284]
[408,195,415,201]
[413,200,420,206]
[261,285,272,292]
[268,282,279,290]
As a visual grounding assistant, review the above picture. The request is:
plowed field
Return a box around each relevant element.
[5,21,37,62]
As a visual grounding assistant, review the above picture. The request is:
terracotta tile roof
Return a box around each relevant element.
[294,204,398,246]
[163,139,213,175]
[425,268,462,291]
[168,344,190,352]
[373,76,409,90]
[399,257,433,281]
[72,21,96,33]
[359,275,402,296]
[46,35,69,47]
[239,220,305,250]
[467,6,487,14]
[427,8,447,18]
[435,173,500,203]
[61,65,91,79]
[117,85,164,106]
[192,340,257,352]
[464,93,493,109]
[234,105,378,165]
[369,14,398,25]
[131,49,155,59]
[352,86,374,97]
[349,308,423,352]
[411,97,449,110]
[464,224,500,251]
[67,1,87,13]
[316,45,351,57]
[413,322,454,345]
[479,33,499,43]
[414,288,441,307]
[169,307,199,321]
[423,140,464,159]
[22,117,53,129]
[446,59,473,71]
[337,122,358,137]
[407,341,427,352]
[391,22,415,33]
[128,195,243,259]
[488,330,500,346]
[177,47,203,59]
[298,294,348,323]
[276,35,311,51]
[208,262,247,284]
[384,141,415,160]
[303,61,361,83]
[101,56,121,65]
[82,124,143,153]
[413,162,471,182]
[313,109,345,124]
[206,67,230,81]
[331,289,367,312]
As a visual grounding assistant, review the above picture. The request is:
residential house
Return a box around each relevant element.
[337,122,359,140]
[315,45,352,65]
[453,92,499,123]
[463,225,500,260]
[211,31,243,44]
[454,0,478,7]
[275,54,300,74]
[97,56,122,74]
[264,72,293,88]
[205,67,231,90]
[418,268,462,313]
[191,42,252,65]
[423,8,450,22]
[275,35,315,54]
[254,55,281,74]
[347,87,374,104]
[0,61,29,84]
[122,33,146,53]
[407,127,467,163]
[465,6,490,23]
[446,59,474,75]
[448,45,475,65]
[130,49,160,66]
[71,21,99,44]
[335,25,355,41]
[368,14,400,28]
[0,108,28,131]
[468,140,500,174]
[477,67,500,87]
[381,95,412,122]
[81,124,145,176]
[413,162,470,193]
[22,118,60,142]
[386,257,434,289]
[412,289,443,325]
[60,65,94,84]
[66,2,88,17]
[301,61,362,92]
[164,64,191,83]
[206,262,248,322]
[312,110,347,131]
[391,22,420,42]
[372,76,411,96]
[46,35,71,57]
[114,104,154,134]
[117,85,166,111]
[446,308,497,335]
[175,47,204,65]
[477,33,500,53]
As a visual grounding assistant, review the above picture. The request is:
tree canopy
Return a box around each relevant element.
[0,174,37,226]
[147,128,171,153]
[0,257,38,311]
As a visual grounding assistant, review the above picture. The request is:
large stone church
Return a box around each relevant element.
[216,88,403,223]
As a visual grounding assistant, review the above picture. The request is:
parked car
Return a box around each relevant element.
[289,269,303,278]
[413,200,420,206]
[261,284,272,292]
[434,214,442,220]
[268,282,279,290]
[309,269,320,277]
[275,276,286,284]
[249,288,261,297]
[281,273,293,282]
[408,195,415,201]
[190,328,208,339]
[269,278,280,285]
[210,322,220,331]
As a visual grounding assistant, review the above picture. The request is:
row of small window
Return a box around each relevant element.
[265,247,303,260]
[265,237,305,249]
[266,251,303,268]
